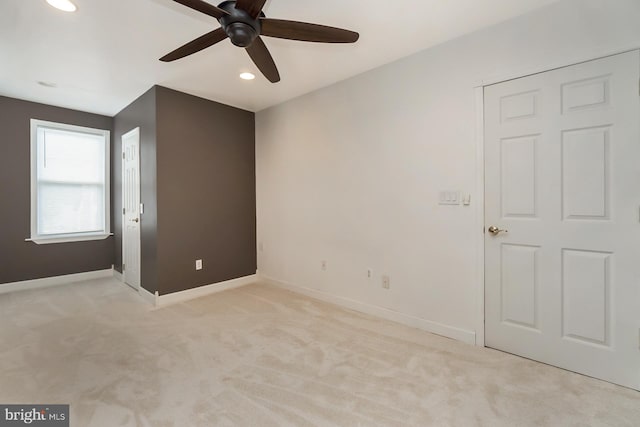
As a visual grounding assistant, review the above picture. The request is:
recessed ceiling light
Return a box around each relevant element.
[38,81,58,88]
[239,72,255,81]
[46,0,77,12]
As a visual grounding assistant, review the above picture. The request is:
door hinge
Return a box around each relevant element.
[122,264,125,271]
[123,208,126,215]
[122,152,125,160]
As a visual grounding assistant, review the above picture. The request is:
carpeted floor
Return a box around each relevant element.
[0,277,638,426]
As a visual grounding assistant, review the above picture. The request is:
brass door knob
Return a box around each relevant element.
[131,218,139,223]
[488,226,508,236]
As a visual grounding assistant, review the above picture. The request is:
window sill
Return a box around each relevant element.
[26,233,113,245]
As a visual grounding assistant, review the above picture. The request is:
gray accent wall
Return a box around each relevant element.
[1,87,255,293]
[0,96,114,284]
[113,87,159,294]
[155,87,256,295]
[112,86,256,296]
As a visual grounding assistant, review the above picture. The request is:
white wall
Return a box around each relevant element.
[256,0,640,344]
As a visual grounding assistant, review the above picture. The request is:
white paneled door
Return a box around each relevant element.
[122,128,141,290]
[484,51,640,390]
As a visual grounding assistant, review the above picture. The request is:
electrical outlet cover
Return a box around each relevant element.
[382,275,390,289]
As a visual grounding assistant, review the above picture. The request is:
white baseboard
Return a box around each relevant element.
[155,274,258,307]
[113,268,124,282]
[139,286,159,306]
[260,274,476,345]
[0,269,115,295]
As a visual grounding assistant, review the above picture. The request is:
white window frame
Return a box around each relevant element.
[29,119,111,245]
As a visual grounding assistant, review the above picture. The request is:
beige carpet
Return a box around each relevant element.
[0,278,638,427]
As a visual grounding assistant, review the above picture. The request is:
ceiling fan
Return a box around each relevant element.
[160,0,360,83]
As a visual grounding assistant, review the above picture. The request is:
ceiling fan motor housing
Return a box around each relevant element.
[218,1,264,47]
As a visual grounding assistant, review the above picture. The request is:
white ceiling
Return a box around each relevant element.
[0,0,560,116]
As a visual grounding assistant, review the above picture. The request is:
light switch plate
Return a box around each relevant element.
[439,191,461,205]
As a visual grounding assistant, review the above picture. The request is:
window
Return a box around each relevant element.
[30,119,110,244]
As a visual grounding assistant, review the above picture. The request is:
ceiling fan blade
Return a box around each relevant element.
[245,37,280,83]
[160,28,228,62]
[235,0,268,19]
[172,0,229,19]
[260,19,359,43]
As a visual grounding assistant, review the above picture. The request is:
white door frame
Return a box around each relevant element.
[121,127,141,291]
[473,43,640,348]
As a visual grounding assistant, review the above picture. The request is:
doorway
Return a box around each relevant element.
[122,128,141,291]
[484,51,640,390]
